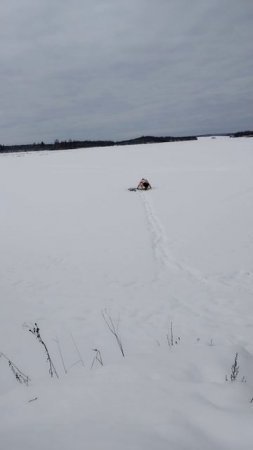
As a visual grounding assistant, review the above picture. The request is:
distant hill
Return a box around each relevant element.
[0,135,197,154]
[1,131,252,154]
[229,130,253,138]
[117,135,197,145]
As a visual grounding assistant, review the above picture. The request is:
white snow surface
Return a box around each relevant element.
[1,137,253,449]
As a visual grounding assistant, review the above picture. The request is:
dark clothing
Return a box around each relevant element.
[137,178,152,190]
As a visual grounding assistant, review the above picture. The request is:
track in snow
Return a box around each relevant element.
[139,191,208,285]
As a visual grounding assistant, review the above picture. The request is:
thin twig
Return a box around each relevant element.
[0,352,30,385]
[91,348,103,369]
[102,310,125,357]
[166,321,174,347]
[230,353,239,382]
[54,337,67,374]
[70,332,85,367]
[29,323,59,378]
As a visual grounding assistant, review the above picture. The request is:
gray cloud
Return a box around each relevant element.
[0,0,253,144]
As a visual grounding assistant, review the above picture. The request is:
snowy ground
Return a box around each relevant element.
[0,137,253,449]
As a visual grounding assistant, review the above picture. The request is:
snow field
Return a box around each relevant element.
[0,137,253,449]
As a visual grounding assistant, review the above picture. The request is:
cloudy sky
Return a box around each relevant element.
[0,0,253,144]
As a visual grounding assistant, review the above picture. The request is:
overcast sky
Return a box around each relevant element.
[0,0,253,144]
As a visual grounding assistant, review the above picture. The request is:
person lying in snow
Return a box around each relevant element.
[137,178,152,190]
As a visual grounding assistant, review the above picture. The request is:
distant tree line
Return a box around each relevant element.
[0,135,197,154]
[116,135,197,145]
[230,130,253,138]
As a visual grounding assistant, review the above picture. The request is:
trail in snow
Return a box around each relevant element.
[138,190,253,350]
[139,191,208,286]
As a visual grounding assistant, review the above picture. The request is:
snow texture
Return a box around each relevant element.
[0,137,253,449]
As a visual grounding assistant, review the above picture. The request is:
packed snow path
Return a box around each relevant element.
[140,190,174,274]
[140,190,209,284]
